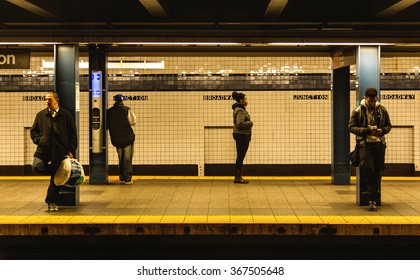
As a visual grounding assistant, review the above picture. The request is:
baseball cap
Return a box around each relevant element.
[113,94,128,102]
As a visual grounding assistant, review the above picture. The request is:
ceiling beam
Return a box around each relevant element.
[376,0,420,17]
[6,0,57,18]
[138,0,170,20]
[264,0,289,19]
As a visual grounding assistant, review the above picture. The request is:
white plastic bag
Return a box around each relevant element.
[54,157,85,187]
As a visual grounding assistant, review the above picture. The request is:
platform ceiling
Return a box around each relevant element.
[1,0,420,46]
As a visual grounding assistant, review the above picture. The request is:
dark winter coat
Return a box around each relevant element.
[107,102,135,148]
[30,107,78,164]
[232,103,253,135]
[348,99,392,146]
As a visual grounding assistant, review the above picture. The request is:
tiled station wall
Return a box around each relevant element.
[0,54,419,175]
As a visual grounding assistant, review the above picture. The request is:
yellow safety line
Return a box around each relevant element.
[1,215,419,225]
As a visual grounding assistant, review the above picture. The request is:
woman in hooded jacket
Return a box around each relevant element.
[231,91,253,183]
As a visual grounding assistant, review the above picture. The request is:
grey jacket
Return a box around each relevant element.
[348,99,392,146]
[232,103,253,135]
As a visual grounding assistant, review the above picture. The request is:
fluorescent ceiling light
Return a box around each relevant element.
[117,42,241,46]
[42,60,165,69]
[0,42,59,45]
[268,42,394,46]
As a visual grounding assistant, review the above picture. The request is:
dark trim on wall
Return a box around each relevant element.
[205,164,332,176]
[357,163,415,177]
[114,164,198,176]
[13,163,418,177]
[386,163,415,176]
[207,163,416,177]
[0,166,26,176]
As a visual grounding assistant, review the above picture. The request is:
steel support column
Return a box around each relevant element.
[88,44,108,184]
[54,44,80,206]
[331,66,351,185]
[355,45,381,206]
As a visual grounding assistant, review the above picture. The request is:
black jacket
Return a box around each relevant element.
[107,102,135,148]
[30,107,78,163]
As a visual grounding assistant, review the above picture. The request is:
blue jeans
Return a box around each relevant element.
[32,157,51,175]
[117,144,134,181]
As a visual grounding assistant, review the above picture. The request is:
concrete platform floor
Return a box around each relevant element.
[0,176,419,233]
[0,176,420,259]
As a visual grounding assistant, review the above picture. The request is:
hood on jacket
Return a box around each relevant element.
[232,103,246,110]
[360,98,380,109]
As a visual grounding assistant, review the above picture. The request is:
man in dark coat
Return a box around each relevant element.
[348,88,392,211]
[30,92,78,211]
[107,94,136,184]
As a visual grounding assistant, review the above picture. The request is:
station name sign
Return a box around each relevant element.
[293,94,329,100]
[23,95,149,101]
[125,95,148,101]
[0,49,30,69]
[203,95,233,100]
[382,94,415,100]
[23,96,45,101]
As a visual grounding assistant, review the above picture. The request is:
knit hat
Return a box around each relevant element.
[113,94,128,102]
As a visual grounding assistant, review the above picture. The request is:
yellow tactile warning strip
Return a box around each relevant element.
[406,216,420,223]
[184,215,208,223]
[252,215,277,223]
[1,215,420,236]
[0,219,418,237]
[1,215,420,225]
[207,215,230,223]
[319,216,347,224]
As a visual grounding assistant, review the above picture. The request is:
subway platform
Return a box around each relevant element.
[0,176,420,259]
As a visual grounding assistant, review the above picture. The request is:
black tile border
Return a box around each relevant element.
[206,163,415,177]
[205,164,331,176]
[11,163,418,177]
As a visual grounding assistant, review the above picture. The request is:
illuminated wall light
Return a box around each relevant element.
[41,60,165,69]
[118,42,241,46]
[0,42,60,45]
[216,69,232,76]
[268,42,394,46]
[108,61,164,69]
[80,61,89,68]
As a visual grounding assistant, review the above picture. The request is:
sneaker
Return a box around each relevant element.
[48,203,59,212]
[119,180,126,184]
[368,201,377,211]
[124,179,133,185]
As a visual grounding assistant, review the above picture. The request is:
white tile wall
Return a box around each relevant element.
[350,90,419,169]
[0,55,419,173]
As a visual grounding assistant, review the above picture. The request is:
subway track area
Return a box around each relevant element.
[0,176,420,259]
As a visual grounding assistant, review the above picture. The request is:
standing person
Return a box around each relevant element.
[30,92,78,211]
[348,88,392,211]
[107,94,136,184]
[232,91,253,184]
